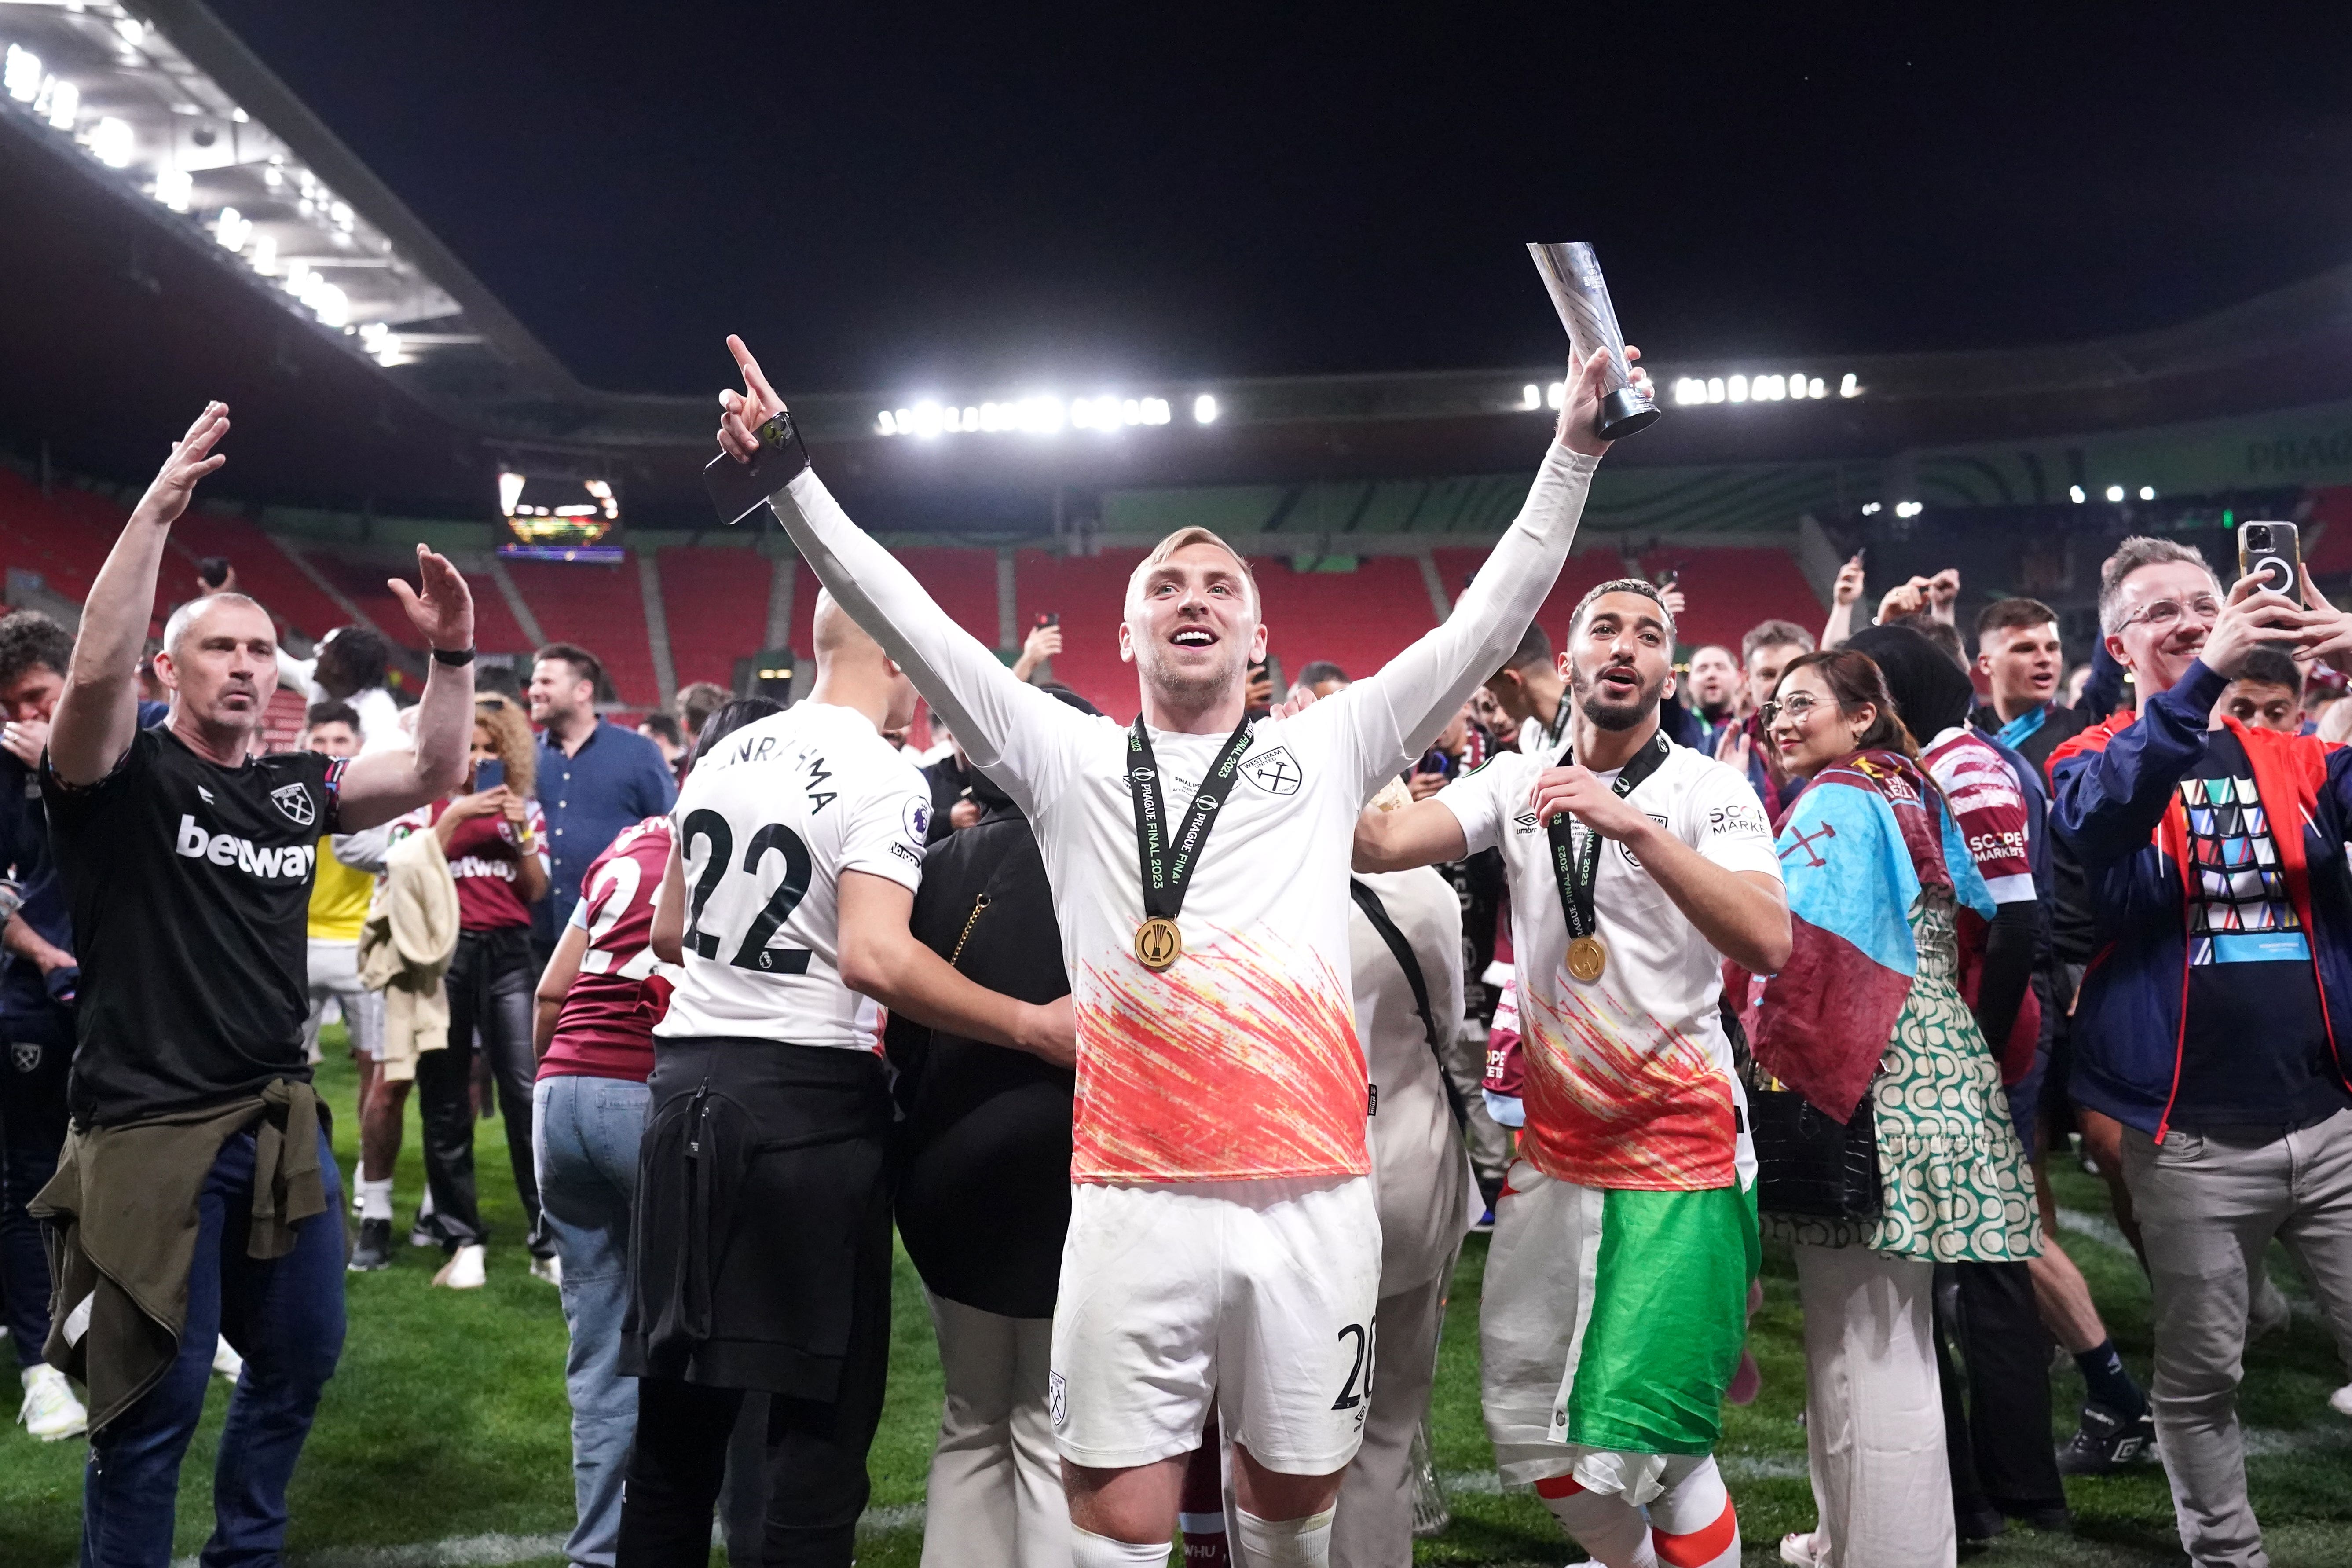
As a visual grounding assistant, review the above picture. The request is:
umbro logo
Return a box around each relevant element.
[1241,747,1301,796]
[198,787,215,803]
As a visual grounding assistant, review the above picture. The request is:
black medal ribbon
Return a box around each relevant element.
[1128,717,1257,926]
[1546,729,1672,946]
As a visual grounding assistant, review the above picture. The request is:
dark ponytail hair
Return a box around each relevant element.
[1773,648,1915,758]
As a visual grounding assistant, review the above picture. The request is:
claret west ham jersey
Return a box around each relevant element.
[653,703,932,1051]
[540,816,680,1082]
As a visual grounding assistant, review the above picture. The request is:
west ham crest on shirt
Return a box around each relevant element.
[10,1040,40,1073]
[1241,747,1301,796]
[270,782,316,828]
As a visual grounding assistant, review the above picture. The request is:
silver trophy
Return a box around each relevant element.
[1528,242,1658,440]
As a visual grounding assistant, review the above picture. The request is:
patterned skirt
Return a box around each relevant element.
[1764,901,2042,1262]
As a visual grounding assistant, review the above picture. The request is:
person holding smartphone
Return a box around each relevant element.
[403,692,552,1288]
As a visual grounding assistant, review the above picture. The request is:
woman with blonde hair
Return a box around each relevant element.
[407,692,555,1287]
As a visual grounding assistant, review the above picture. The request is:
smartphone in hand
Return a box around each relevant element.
[2239,521,2302,603]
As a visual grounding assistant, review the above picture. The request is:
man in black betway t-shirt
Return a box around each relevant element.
[46,725,346,1125]
[29,403,480,1568]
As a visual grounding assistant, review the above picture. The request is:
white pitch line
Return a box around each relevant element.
[150,1503,935,1568]
[2055,1204,2132,1255]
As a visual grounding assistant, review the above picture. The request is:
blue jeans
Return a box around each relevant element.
[534,1073,651,1568]
[83,1125,347,1568]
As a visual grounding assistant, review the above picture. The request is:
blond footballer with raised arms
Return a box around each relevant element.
[715,333,1643,1568]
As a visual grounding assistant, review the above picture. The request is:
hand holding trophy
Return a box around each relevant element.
[1529,243,1659,443]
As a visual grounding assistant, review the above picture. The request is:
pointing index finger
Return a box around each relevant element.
[726,334,784,415]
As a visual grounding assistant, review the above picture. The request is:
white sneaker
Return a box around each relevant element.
[212,1336,244,1382]
[1780,1531,1828,1568]
[18,1364,86,1441]
[433,1243,487,1289]
[530,1254,562,1286]
[2330,1381,2352,1419]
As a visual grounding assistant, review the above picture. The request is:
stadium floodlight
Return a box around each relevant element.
[1861,502,1882,515]
[153,165,191,212]
[1706,377,1724,403]
[2070,485,2086,503]
[1193,394,1219,425]
[4,45,39,103]
[249,231,277,275]
[2138,486,2155,501]
[43,77,74,129]
[1545,381,1566,410]
[2105,484,2125,502]
[1672,378,1707,405]
[88,116,133,169]
[1520,383,1541,410]
[113,18,145,48]
[1726,374,1748,403]
[1808,377,1826,399]
[1839,373,1861,398]
[215,206,250,252]
[498,472,527,515]
[1895,500,1923,519]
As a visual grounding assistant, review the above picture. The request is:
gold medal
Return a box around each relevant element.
[1134,916,1183,971]
[1565,934,1608,984]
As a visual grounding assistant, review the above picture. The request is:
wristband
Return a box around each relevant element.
[432,646,476,667]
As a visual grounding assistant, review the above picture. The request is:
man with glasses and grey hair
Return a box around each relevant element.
[2048,535,2352,1568]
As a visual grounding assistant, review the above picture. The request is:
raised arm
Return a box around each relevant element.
[716,337,1082,799]
[336,546,476,830]
[51,404,229,784]
[1328,345,1629,791]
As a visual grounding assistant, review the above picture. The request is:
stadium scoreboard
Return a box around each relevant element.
[497,470,623,561]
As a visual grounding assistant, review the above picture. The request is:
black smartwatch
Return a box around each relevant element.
[432,646,477,667]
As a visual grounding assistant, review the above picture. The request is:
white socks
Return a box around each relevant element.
[1649,1457,1740,1568]
[1069,1525,1172,1566]
[1537,1473,1656,1568]
[359,1178,394,1222]
[1231,1507,1334,1567]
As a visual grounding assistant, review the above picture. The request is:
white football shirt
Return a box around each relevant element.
[1437,739,1781,1191]
[771,447,1598,1183]
[653,703,931,1051]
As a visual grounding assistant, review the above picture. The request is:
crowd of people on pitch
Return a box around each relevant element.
[2,368,2351,1568]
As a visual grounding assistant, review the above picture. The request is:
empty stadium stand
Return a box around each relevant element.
[656,545,773,692]
[505,553,663,710]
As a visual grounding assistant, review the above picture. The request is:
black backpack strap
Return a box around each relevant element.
[1349,878,1472,1133]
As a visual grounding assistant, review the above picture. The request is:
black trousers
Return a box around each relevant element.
[415,927,546,1254]
[1934,1260,2067,1519]
[0,1003,71,1364]
[617,1038,894,1568]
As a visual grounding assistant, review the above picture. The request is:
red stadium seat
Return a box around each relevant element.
[658,546,773,691]
[1253,556,1436,689]
[1637,545,1823,655]
[1014,547,1150,721]
[504,555,663,709]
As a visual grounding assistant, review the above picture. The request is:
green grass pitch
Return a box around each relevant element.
[1,1037,2345,1565]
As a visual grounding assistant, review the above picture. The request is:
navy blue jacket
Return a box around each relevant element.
[2048,659,2352,1137]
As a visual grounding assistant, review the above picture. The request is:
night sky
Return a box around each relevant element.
[206,3,2352,401]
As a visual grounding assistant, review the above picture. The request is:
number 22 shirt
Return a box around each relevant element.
[653,703,931,1051]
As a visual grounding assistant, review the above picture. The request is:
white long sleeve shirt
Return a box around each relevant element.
[770,447,1597,1183]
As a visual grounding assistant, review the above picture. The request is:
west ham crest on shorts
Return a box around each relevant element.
[1048,1370,1067,1429]
[1240,747,1301,796]
[271,783,316,828]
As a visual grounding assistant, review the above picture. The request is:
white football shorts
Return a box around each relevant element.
[1049,1174,1382,1474]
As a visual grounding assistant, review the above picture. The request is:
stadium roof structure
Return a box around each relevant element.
[9,0,2352,541]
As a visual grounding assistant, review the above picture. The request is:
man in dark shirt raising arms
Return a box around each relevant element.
[34,403,476,1568]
